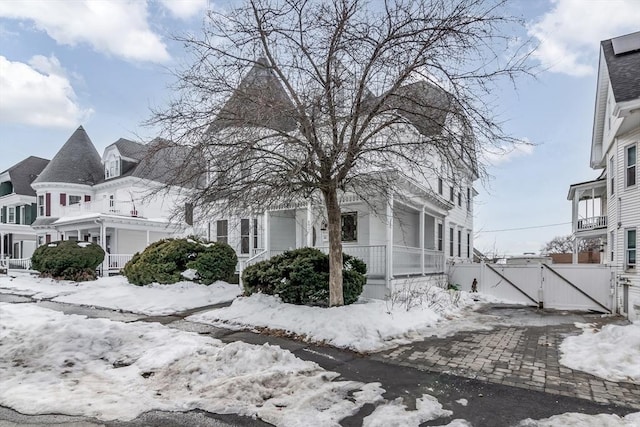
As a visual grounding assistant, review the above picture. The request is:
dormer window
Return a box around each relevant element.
[105,154,121,179]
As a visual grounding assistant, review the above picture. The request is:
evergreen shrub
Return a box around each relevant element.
[242,247,366,306]
[31,240,105,281]
[123,237,237,285]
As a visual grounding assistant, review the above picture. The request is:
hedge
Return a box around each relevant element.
[31,240,105,281]
[242,247,366,306]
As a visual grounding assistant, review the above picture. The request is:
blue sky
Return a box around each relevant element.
[0,0,639,256]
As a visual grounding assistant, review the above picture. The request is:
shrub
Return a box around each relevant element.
[123,237,237,286]
[31,240,105,281]
[242,247,366,306]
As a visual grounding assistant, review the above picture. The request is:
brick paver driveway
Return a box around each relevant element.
[372,304,640,410]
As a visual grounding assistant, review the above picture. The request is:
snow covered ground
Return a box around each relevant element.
[0,272,240,315]
[0,302,468,426]
[560,321,640,384]
[188,287,488,352]
[517,411,640,426]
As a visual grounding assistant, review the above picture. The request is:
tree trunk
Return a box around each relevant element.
[322,186,344,306]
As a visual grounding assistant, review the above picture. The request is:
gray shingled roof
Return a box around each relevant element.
[386,81,451,137]
[33,126,103,185]
[129,138,200,187]
[1,156,49,196]
[210,58,298,133]
[112,138,148,161]
[602,35,640,103]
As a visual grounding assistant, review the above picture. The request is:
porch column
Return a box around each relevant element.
[264,211,270,255]
[249,213,254,256]
[146,230,150,246]
[306,202,313,247]
[0,232,4,261]
[572,191,579,233]
[77,228,81,241]
[385,193,394,284]
[419,206,425,275]
[99,222,107,276]
[572,237,579,264]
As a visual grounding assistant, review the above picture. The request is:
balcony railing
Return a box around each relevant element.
[60,200,143,218]
[577,215,607,231]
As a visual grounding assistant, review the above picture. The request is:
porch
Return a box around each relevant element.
[567,178,608,263]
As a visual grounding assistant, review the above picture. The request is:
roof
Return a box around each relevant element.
[209,58,298,133]
[129,138,200,187]
[1,156,49,196]
[385,81,451,137]
[33,126,103,186]
[601,32,640,103]
[110,138,148,161]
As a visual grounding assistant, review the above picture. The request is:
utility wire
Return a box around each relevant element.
[479,222,571,233]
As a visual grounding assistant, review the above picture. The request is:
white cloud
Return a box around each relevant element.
[0,55,93,128]
[0,0,170,63]
[483,140,535,166]
[528,0,640,77]
[158,0,207,19]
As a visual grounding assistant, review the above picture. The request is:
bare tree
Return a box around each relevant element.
[541,235,601,255]
[147,0,533,306]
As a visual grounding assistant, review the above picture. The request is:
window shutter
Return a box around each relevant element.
[1,206,5,223]
[45,193,51,216]
[15,206,20,224]
[60,193,66,206]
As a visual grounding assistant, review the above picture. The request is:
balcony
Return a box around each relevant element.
[577,215,608,231]
[59,200,143,219]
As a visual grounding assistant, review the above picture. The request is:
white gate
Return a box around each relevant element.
[450,263,615,313]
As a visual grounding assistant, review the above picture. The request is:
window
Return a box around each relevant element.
[449,186,454,202]
[438,178,443,195]
[341,212,358,242]
[626,228,636,269]
[108,195,115,212]
[467,232,471,258]
[457,229,461,257]
[437,223,443,251]
[457,192,462,207]
[467,187,471,212]
[610,231,615,262]
[610,157,615,195]
[449,227,454,256]
[38,195,44,216]
[69,195,82,205]
[8,206,15,223]
[216,220,228,244]
[241,219,250,254]
[105,156,120,179]
[253,219,259,250]
[626,144,636,187]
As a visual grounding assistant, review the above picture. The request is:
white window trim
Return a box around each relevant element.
[7,206,15,223]
[38,195,45,217]
[625,143,636,188]
[625,228,637,270]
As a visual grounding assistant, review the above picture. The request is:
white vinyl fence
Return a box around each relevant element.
[450,262,615,313]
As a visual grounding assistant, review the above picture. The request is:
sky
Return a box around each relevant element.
[0,0,639,256]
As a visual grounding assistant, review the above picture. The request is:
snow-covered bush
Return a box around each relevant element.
[242,247,366,306]
[123,237,237,286]
[31,240,105,281]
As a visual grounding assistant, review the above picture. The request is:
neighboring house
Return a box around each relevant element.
[0,156,50,261]
[203,60,477,298]
[568,31,640,320]
[29,126,189,273]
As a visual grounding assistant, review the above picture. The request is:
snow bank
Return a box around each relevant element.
[517,411,640,426]
[362,394,471,427]
[560,322,640,383]
[189,286,477,352]
[0,273,240,315]
[0,302,385,425]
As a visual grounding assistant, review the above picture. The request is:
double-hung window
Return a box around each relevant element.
[216,220,228,244]
[341,212,358,242]
[626,228,636,270]
[449,227,454,256]
[626,144,636,187]
[438,178,443,195]
[38,195,45,216]
[466,187,471,212]
[8,206,15,223]
[457,229,461,257]
[437,223,443,251]
[240,219,250,254]
[610,157,615,195]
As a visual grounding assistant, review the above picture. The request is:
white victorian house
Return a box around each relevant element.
[0,156,49,264]
[29,126,190,274]
[568,31,640,320]
[198,59,477,299]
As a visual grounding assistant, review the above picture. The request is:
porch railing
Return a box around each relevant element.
[0,257,32,270]
[318,245,386,278]
[107,254,133,271]
[60,200,143,218]
[393,245,444,276]
[577,215,607,231]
